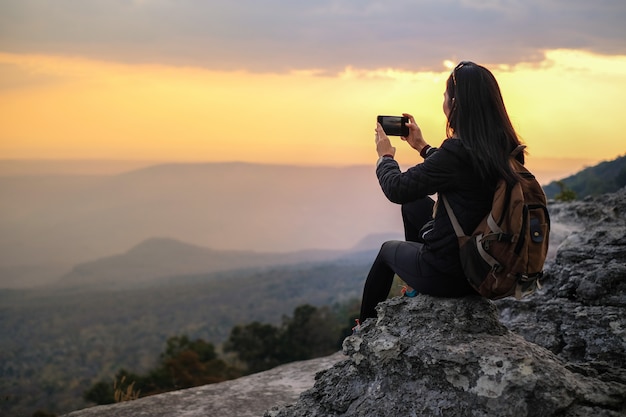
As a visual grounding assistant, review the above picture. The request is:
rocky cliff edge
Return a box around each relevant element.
[63,189,626,417]
[266,188,626,417]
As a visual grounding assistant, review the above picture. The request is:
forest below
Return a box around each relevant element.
[0,252,376,417]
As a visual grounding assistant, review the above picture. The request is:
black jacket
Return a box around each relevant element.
[376,138,496,276]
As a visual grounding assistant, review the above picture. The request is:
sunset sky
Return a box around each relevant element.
[1,0,625,179]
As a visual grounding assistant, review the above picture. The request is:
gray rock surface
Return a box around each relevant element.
[497,188,626,375]
[266,296,625,417]
[62,352,344,417]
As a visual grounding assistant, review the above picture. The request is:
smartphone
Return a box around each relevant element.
[377,115,409,137]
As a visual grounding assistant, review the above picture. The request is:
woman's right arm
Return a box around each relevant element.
[376,140,461,204]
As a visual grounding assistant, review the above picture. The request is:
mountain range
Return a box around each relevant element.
[1,155,623,289]
[56,234,400,289]
[0,163,403,287]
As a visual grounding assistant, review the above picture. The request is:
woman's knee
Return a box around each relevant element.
[380,240,402,255]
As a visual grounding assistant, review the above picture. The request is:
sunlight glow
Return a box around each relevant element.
[0,50,624,173]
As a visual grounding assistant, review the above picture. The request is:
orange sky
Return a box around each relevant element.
[0,49,624,181]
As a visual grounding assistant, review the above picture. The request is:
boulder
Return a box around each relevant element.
[266,295,625,417]
[497,188,626,376]
[267,189,626,417]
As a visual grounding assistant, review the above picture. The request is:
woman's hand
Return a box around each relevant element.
[375,123,396,157]
[401,113,428,153]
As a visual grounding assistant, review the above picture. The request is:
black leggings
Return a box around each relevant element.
[359,197,471,321]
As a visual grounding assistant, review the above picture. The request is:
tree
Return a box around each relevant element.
[161,349,233,389]
[281,305,341,362]
[142,336,239,393]
[83,379,115,405]
[161,335,217,363]
[224,322,283,373]
[225,304,345,373]
[616,166,626,188]
[554,181,577,202]
[84,336,240,404]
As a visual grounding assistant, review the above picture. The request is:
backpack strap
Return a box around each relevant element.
[441,195,466,238]
[442,195,502,234]
[442,194,507,239]
[487,214,504,235]
[441,194,503,272]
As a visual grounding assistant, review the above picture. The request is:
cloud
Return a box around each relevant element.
[0,0,624,73]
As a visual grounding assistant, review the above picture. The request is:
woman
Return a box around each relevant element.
[359,61,524,321]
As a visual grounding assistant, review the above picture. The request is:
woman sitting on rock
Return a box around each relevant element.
[359,61,525,321]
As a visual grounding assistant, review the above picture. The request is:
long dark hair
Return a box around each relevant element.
[446,61,523,186]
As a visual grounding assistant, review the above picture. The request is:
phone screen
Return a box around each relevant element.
[377,116,409,136]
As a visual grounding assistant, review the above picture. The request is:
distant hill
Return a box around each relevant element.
[56,235,398,289]
[543,154,626,199]
[0,162,404,287]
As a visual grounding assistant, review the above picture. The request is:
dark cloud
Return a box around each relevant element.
[1,0,624,72]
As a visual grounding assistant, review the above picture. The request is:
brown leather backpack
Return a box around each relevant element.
[442,146,550,299]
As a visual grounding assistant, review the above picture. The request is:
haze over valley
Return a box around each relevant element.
[0,156,598,289]
[0,161,407,288]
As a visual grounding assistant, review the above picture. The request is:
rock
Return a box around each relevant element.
[267,189,626,417]
[61,352,345,417]
[496,187,626,376]
[266,295,625,417]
